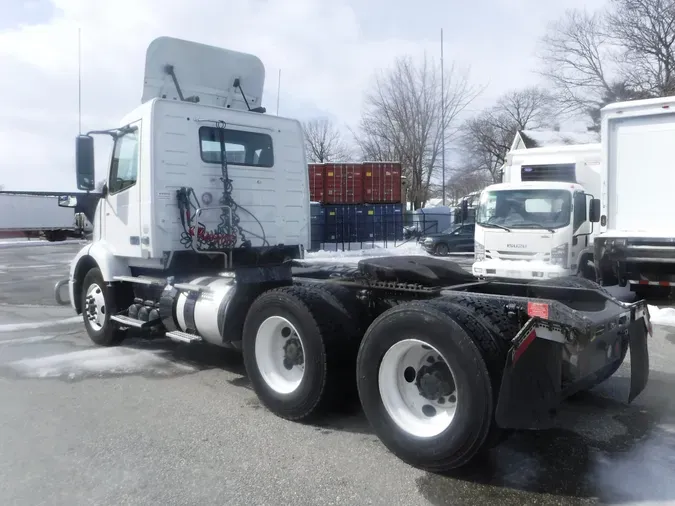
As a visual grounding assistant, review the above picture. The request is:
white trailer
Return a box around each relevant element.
[0,194,91,241]
[472,144,602,280]
[595,96,675,297]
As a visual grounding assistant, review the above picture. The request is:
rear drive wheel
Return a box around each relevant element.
[356,300,506,472]
[242,286,356,421]
[80,268,128,346]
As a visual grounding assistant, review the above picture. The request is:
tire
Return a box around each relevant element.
[80,268,128,346]
[242,285,357,421]
[356,299,508,472]
[434,243,449,256]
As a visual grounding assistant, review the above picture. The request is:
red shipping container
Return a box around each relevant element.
[308,163,325,202]
[324,163,364,204]
[363,162,403,203]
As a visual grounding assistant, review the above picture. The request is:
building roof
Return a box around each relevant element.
[513,130,600,150]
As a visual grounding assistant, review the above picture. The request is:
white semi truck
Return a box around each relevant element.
[594,96,675,298]
[54,36,650,472]
[0,193,92,241]
[472,144,602,281]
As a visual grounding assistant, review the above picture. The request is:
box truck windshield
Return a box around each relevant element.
[476,188,570,232]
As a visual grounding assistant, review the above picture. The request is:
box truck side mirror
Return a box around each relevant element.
[589,198,601,223]
[460,200,469,222]
[76,135,96,191]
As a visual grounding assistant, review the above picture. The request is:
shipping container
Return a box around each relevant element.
[363,162,403,204]
[324,163,364,204]
[308,164,325,203]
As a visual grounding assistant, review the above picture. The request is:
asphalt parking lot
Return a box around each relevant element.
[1,242,675,506]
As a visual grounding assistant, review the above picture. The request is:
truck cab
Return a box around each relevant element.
[59,36,309,314]
[472,144,601,281]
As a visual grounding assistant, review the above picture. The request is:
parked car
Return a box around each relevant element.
[421,223,475,256]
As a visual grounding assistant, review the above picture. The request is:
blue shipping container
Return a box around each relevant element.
[309,203,324,250]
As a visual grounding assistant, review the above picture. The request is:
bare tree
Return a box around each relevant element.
[538,9,616,118]
[302,118,352,163]
[459,86,557,183]
[607,0,675,96]
[538,1,675,129]
[444,169,491,203]
[355,55,479,209]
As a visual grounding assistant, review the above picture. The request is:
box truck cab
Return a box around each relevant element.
[595,96,675,297]
[473,144,601,280]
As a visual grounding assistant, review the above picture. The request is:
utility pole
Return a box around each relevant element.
[441,28,446,206]
[276,69,281,115]
[78,27,82,134]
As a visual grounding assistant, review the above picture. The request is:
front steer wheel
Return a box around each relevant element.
[80,267,129,346]
[356,300,507,472]
[242,285,358,421]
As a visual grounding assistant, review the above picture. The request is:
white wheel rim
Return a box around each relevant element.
[255,316,305,394]
[378,339,458,438]
[84,282,106,331]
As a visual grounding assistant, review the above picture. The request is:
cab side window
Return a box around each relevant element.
[109,129,139,194]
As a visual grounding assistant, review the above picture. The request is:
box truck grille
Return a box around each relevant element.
[521,163,576,183]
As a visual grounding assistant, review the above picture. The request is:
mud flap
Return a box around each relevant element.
[628,319,649,403]
[495,322,562,430]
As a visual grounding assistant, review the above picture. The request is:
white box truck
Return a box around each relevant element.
[594,96,675,298]
[473,143,602,280]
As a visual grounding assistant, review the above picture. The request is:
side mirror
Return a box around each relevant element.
[76,135,95,191]
[460,200,469,222]
[589,198,601,223]
[58,195,78,208]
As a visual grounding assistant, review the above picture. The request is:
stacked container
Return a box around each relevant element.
[307,161,404,248]
[308,164,325,203]
[362,162,403,204]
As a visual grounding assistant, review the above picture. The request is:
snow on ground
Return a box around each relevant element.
[649,305,675,327]
[305,241,472,264]
[0,316,81,332]
[0,238,87,249]
[7,346,197,380]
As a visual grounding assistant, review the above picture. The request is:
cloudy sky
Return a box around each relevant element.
[0,0,605,192]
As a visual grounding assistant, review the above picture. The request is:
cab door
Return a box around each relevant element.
[102,122,143,258]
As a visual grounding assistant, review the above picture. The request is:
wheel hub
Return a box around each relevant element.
[416,361,455,402]
[255,316,306,395]
[283,337,304,370]
[378,339,459,438]
[84,283,106,331]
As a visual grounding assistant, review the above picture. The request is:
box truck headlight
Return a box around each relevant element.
[550,242,569,269]
[474,241,485,261]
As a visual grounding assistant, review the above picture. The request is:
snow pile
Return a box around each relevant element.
[648,305,675,327]
[521,129,600,147]
[305,241,427,263]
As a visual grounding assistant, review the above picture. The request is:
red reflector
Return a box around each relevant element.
[663,105,670,109]
[660,281,671,287]
[639,280,649,285]
[514,330,537,364]
[527,301,550,319]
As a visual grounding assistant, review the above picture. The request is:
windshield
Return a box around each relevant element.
[476,189,572,229]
